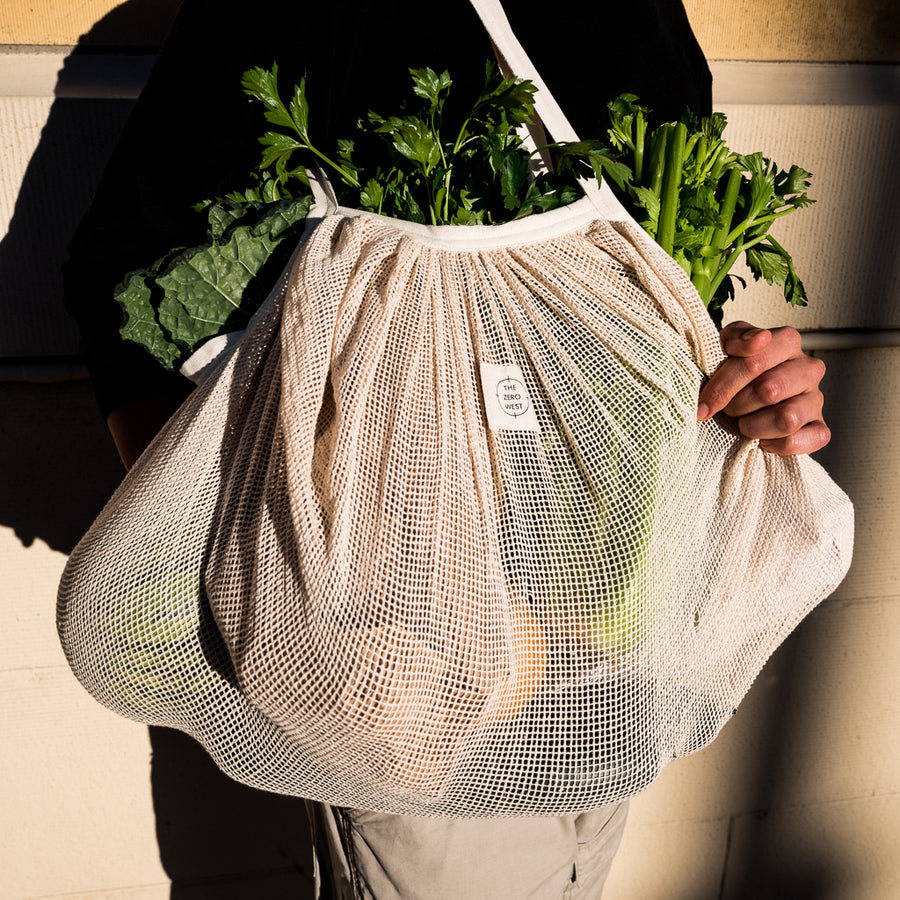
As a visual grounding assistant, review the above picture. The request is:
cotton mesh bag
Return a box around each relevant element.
[57,0,853,817]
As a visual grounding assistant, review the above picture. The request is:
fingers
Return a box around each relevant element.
[697,320,831,456]
[715,355,826,420]
[732,388,830,452]
[758,421,832,457]
[697,322,803,420]
[718,320,775,359]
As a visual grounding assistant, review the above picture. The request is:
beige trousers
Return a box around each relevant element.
[305,799,629,899]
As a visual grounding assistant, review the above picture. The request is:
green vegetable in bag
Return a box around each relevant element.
[539,309,699,655]
[116,195,311,371]
[95,571,225,715]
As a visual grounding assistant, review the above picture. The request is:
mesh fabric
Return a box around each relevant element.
[57,198,853,815]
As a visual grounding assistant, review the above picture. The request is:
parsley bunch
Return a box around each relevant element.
[235,61,623,225]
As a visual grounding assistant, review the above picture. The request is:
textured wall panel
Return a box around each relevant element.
[0,50,155,98]
[0,94,134,356]
[3,0,897,60]
[721,794,900,898]
[605,816,728,900]
[812,347,900,602]
[0,0,180,47]
[754,597,900,808]
[0,665,168,897]
[0,533,71,672]
[712,60,900,106]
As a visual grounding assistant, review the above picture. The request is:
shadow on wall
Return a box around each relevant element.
[713,99,898,894]
[0,0,176,363]
[0,1,315,896]
[712,349,881,899]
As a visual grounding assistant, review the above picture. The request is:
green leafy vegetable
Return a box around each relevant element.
[605,95,814,310]
[239,60,622,225]
[114,63,814,374]
[116,195,311,370]
[239,63,360,194]
[103,62,821,692]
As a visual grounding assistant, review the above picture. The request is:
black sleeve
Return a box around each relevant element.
[63,0,710,418]
[511,0,712,130]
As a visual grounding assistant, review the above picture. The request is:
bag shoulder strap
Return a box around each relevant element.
[468,0,631,221]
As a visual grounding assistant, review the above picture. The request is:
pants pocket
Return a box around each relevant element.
[570,800,630,894]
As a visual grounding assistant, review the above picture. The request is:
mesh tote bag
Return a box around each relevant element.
[57,0,853,816]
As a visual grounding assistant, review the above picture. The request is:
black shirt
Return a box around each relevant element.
[63,0,711,416]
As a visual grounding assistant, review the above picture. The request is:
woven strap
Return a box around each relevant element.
[469,0,630,221]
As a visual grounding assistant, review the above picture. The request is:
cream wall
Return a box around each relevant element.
[0,0,181,46]
[685,0,900,61]
[1,1,898,898]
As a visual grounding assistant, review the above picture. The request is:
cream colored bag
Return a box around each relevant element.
[57,0,853,816]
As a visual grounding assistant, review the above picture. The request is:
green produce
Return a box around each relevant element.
[116,194,311,370]
[114,61,624,370]
[95,570,224,715]
[235,60,623,224]
[539,308,699,654]
[114,63,814,370]
[604,94,814,310]
[109,64,814,659]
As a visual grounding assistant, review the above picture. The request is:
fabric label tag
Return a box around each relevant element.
[480,363,541,432]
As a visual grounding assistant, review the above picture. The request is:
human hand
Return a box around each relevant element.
[696,320,830,456]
